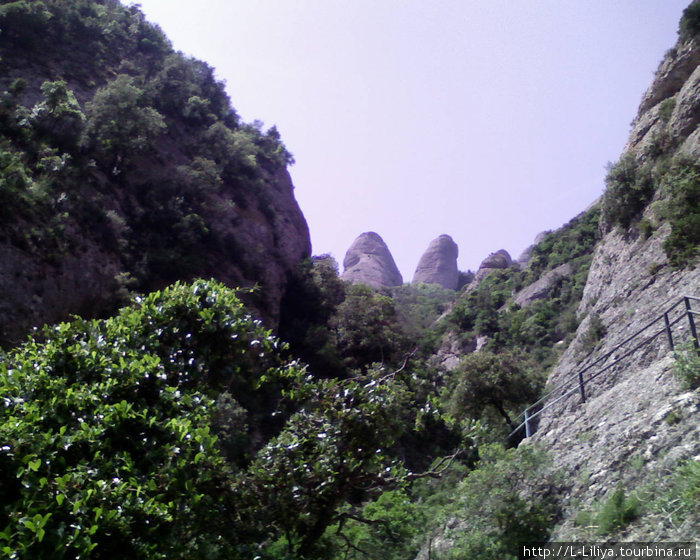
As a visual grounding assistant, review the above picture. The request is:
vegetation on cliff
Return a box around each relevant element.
[0,0,308,345]
[1,1,699,559]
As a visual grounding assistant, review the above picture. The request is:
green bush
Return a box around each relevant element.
[654,460,700,526]
[0,280,304,558]
[658,98,676,122]
[601,154,655,231]
[447,351,543,432]
[680,1,700,40]
[673,344,700,390]
[660,158,700,267]
[596,484,641,535]
[446,444,559,559]
[83,75,166,171]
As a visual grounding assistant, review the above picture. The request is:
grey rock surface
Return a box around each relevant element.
[514,262,573,308]
[412,235,460,290]
[340,232,403,289]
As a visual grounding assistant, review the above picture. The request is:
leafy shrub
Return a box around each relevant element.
[447,351,543,432]
[601,154,655,231]
[596,484,641,535]
[673,344,700,390]
[654,459,700,526]
[0,280,304,558]
[680,1,700,40]
[445,444,559,559]
[659,158,700,267]
[579,312,607,354]
[658,98,676,122]
[83,75,166,171]
[30,81,85,152]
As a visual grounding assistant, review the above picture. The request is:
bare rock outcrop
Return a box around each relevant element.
[341,232,403,289]
[412,235,460,290]
[470,249,513,286]
[514,262,573,308]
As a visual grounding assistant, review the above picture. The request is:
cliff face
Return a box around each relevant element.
[0,1,310,344]
[530,13,700,540]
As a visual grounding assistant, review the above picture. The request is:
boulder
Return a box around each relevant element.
[514,263,574,308]
[340,232,403,289]
[412,234,460,290]
[479,249,512,270]
[471,249,513,285]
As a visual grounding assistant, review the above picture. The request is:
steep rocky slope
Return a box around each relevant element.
[0,0,310,345]
[529,8,700,541]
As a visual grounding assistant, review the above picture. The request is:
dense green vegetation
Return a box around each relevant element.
[4,1,699,558]
[0,0,298,343]
[0,280,462,559]
[447,207,599,371]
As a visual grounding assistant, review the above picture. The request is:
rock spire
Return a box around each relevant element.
[340,232,403,289]
[412,234,459,290]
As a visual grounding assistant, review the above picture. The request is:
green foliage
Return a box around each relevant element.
[0,280,305,558]
[654,459,700,527]
[579,312,607,354]
[30,81,85,152]
[444,444,559,560]
[447,351,543,431]
[595,484,641,535]
[278,256,348,376]
[323,489,427,560]
[0,1,53,49]
[673,344,700,390]
[84,74,166,171]
[0,279,458,559]
[243,367,418,557]
[658,98,676,122]
[523,207,600,283]
[391,283,456,345]
[680,0,700,40]
[330,284,409,372]
[659,157,700,267]
[601,154,655,231]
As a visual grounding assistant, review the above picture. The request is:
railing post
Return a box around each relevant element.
[685,297,699,351]
[664,312,674,351]
[578,371,586,403]
[524,408,531,439]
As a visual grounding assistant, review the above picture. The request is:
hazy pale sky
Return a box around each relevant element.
[132,0,689,278]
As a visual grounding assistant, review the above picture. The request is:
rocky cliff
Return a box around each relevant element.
[412,234,460,290]
[340,232,403,289]
[0,1,310,345]
[528,8,700,541]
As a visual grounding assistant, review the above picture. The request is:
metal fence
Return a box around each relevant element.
[510,295,700,442]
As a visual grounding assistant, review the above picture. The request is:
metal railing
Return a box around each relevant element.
[510,295,700,442]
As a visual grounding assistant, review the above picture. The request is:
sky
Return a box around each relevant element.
[131,0,690,278]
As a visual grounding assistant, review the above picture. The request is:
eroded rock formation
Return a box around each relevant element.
[412,234,459,290]
[340,232,403,289]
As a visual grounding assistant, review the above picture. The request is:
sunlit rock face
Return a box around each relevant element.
[340,232,403,289]
[412,234,459,290]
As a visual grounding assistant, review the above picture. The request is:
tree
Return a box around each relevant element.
[447,351,542,431]
[83,74,165,173]
[330,284,409,371]
[30,80,85,152]
[0,280,305,558]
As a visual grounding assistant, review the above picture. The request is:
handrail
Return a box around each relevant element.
[509,295,699,442]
